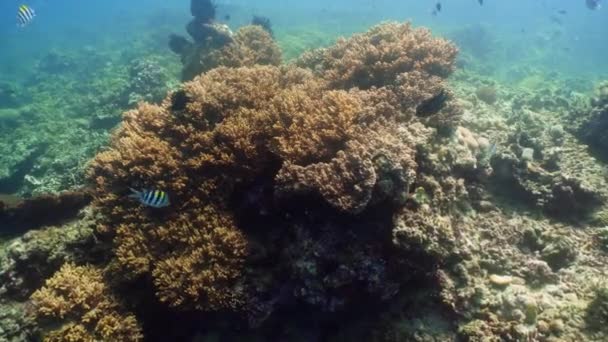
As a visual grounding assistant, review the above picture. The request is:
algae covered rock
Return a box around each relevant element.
[0,301,37,341]
[586,286,608,333]
[539,234,577,270]
[458,319,499,342]
[0,210,98,300]
[521,228,577,270]
[597,227,608,252]
[576,81,608,160]
[392,207,457,260]
[475,85,498,105]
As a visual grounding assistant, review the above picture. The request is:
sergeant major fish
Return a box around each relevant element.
[129,188,170,208]
[17,5,35,27]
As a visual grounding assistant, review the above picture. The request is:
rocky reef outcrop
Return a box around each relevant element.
[77,21,461,339]
[576,81,608,161]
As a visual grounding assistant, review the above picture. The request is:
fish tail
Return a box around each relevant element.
[128,187,141,198]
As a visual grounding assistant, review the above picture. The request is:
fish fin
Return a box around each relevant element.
[128,187,141,198]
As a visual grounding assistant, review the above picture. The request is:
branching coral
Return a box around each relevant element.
[87,22,462,327]
[297,22,458,90]
[177,25,282,81]
[30,263,143,341]
[209,26,282,70]
[298,22,461,130]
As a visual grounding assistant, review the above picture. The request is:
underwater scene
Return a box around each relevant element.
[1,0,608,340]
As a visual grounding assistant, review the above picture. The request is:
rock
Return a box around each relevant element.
[540,234,577,271]
[550,319,565,334]
[549,124,565,142]
[524,259,557,286]
[489,274,513,287]
[475,85,498,105]
[537,320,550,334]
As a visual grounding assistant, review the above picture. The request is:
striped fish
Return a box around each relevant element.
[17,5,36,27]
[129,188,170,208]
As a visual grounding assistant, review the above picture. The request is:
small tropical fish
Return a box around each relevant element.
[129,188,170,208]
[432,2,442,16]
[17,5,35,27]
[478,0,484,5]
[586,0,602,10]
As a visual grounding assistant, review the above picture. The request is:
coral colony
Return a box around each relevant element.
[1,0,608,341]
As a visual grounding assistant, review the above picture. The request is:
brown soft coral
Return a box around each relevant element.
[30,263,143,342]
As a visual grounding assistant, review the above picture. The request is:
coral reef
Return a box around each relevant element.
[169,0,281,80]
[450,76,608,221]
[475,84,498,105]
[30,263,143,341]
[0,207,101,340]
[83,21,462,339]
[0,43,178,196]
[297,22,457,90]
[2,10,607,342]
[597,227,608,252]
[575,81,608,160]
[0,209,100,300]
[125,58,172,106]
[0,302,37,341]
[175,25,282,81]
[0,81,24,109]
[586,285,608,333]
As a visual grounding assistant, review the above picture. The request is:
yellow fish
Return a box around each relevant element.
[17,5,36,27]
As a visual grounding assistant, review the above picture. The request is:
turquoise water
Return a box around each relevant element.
[1,1,607,80]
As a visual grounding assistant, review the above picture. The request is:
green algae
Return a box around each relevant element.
[0,34,180,195]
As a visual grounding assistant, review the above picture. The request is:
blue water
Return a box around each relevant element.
[1,0,607,81]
